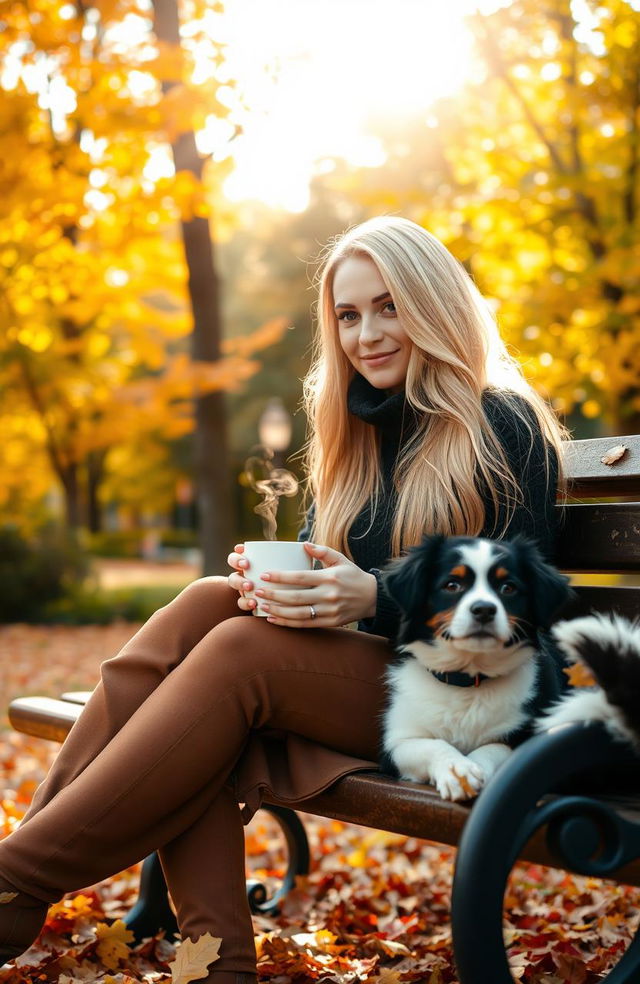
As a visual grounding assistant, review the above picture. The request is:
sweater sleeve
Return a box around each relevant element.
[480,390,559,561]
[297,501,398,638]
[357,569,402,639]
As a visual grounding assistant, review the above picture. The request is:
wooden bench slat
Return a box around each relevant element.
[8,697,84,744]
[563,435,640,497]
[269,774,640,886]
[567,585,640,620]
[556,503,640,572]
[60,691,94,704]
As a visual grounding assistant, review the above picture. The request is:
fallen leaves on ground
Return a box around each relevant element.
[169,933,221,984]
[1,624,640,983]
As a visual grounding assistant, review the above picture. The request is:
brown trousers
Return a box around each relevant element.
[0,578,391,977]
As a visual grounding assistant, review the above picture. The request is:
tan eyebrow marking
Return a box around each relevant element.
[334,291,391,310]
[495,566,509,579]
[450,565,467,578]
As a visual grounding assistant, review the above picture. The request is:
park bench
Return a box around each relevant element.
[7,432,640,984]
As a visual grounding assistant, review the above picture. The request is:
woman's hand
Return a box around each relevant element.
[254,542,378,628]
[227,544,258,613]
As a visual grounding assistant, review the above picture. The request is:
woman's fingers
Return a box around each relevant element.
[228,571,253,592]
[227,545,250,573]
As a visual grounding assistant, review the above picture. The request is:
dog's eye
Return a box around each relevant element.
[443,580,463,593]
[499,582,517,596]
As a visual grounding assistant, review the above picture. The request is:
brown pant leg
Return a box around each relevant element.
[158,784,256,975]
[0,606,390,976]
[24,578,245,819]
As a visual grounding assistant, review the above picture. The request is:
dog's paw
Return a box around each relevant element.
[433,758,485,801]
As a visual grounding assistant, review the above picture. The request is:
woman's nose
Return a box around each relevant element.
[359,313,383,344]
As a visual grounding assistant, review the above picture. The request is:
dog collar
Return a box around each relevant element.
[431,670,489,688]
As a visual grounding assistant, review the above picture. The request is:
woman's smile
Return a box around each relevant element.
[360,349,401,367]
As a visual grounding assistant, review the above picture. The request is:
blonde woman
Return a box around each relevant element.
[0,217,566,983]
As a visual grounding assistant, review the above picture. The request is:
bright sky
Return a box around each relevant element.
[2,0,509,213]
[196,0,501,211]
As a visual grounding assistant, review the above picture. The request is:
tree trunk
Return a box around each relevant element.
[152,0,233,574]
[87,449,105,533]
[60,463,83,529]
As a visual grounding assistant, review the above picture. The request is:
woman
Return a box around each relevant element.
[0,217,567,983]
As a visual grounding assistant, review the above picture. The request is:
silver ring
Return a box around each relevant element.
[309,605,317,620]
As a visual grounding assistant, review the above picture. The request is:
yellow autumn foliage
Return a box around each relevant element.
[0,0,283,527]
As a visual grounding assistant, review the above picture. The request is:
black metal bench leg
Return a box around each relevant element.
[123,806,310,940]
[452,723,640,984]
[246,804,311,915]
[124,853,179,942]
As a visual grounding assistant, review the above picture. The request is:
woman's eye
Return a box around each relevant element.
[500,582,516,596]
[382,301,396,314]
[337,310,359,323]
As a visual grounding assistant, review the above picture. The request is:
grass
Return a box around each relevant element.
[41,582,190,625]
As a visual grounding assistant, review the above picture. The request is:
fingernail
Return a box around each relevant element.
[261,603,270,612]
[243,582,251,591]
[261,573,271,581]
[255,589,265,597]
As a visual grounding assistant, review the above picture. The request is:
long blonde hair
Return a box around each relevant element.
[302,216,567,558]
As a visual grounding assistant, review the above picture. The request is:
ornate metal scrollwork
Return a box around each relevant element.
[246,804,311,916]
[125,805,310,940]
[451,723,640,984]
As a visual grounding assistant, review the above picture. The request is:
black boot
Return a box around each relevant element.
[0,877,49,964]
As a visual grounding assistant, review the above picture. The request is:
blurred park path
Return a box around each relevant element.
[93,558,199,589]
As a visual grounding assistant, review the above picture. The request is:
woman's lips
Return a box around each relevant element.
[361,350,399,367]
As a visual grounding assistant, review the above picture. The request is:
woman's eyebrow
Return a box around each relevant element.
[334,291,391,310]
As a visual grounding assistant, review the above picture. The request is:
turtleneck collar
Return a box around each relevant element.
[347,372,415,433]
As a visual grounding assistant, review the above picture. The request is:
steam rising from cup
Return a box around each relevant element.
[244,445,299,540]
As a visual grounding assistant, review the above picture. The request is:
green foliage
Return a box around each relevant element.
[87,530,149,559]
[88,527,199,558]
[42,584,187,625]
[0,524,91,622]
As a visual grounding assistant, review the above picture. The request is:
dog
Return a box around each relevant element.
[537,613,640,750]
[380,534,572,801]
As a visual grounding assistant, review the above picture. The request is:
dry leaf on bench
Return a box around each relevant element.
[170,932,222,984]
[450,766,477,798]
[601,444,628,465]
[0,891,18,903]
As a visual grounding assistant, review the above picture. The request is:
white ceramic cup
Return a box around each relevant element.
[242,540,313,616]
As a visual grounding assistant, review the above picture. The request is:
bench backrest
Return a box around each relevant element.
[557,434,640,619]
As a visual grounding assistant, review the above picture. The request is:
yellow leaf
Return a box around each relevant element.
[371,970,403,983]
[564,663,597,688]
[170,932,222,984]
[0,892,18,903]
[95,919,135,970]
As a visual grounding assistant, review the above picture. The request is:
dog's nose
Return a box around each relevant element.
[470,601,497,624]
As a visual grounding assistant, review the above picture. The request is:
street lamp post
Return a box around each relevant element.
[258,398,293,469]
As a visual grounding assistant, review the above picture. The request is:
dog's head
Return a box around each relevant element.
[381,534,573,677]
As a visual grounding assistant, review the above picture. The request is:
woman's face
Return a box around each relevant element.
[332,254,412,394]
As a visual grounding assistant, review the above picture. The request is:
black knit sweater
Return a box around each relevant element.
[299,372,558,639]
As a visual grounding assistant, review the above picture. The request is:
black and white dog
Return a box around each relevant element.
[537,613,640,749]
[380,534,572,801]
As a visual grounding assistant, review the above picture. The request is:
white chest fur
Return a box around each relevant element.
[383,650,538,756]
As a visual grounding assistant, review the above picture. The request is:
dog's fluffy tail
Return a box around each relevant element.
[536,613,640,748]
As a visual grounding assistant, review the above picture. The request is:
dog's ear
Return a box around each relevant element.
[509,534,575,628]
[381,534,446,615]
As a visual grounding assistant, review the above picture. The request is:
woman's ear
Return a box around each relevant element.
[381,534,445,614]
